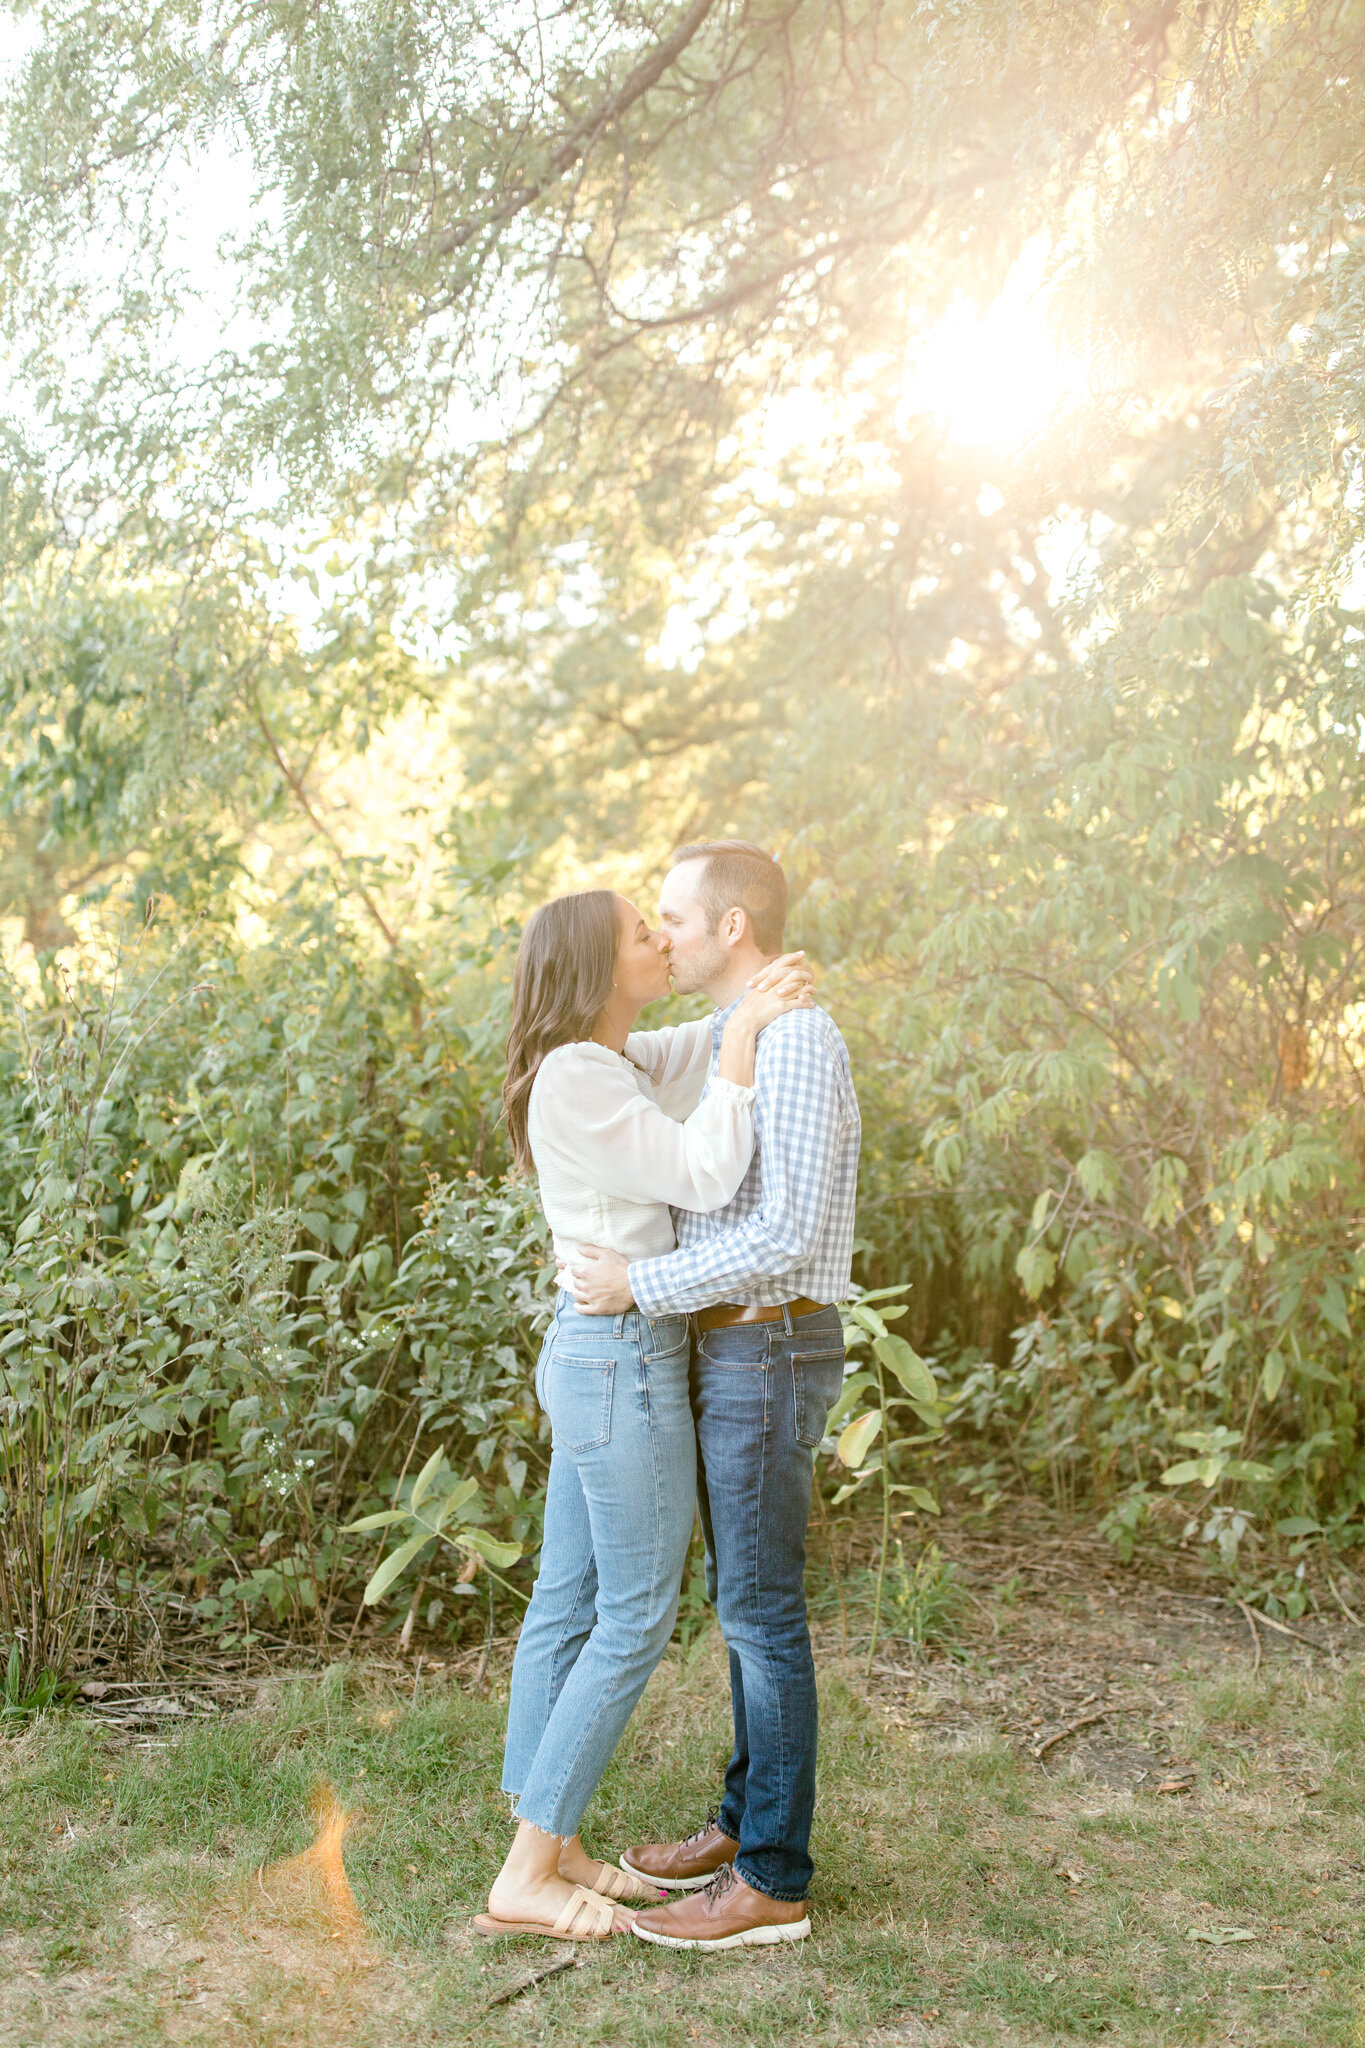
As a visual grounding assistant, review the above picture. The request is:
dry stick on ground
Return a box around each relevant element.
[1330,1577,1363,1627]
[473,1569,496,1690]
[484,1955,580,2009]
[1032,1703,1112,1762]
[1236,1600,1328,1653]
[1238,1600,1263,1676]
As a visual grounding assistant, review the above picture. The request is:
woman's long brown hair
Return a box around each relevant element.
[503,889,620,1175]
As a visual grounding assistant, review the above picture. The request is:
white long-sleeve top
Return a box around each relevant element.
[528,1021,753,1266]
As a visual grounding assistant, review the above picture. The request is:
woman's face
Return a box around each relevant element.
[612,895,672,1007]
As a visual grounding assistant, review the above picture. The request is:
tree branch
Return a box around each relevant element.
[254,701,400,951]
[430,0,717,257]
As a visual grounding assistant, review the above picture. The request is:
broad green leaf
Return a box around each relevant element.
[1075,1149,1117,1203]
[1275,1516,1320,1536]
[1160,1459,1216,1487]
[850,1304,889,1340]
[837,1408,883,1469]
[825,1373,876,1435]
[1260,1349,1285,1400]
[1169,971,1200,1024]
[873,1334,936,1404]
[458,1528,523,1568]
[409,1446,444,1510]
[1319,1279,1351,1338]
[1202,1329,1234,1372]
[345,1509,410,1533]
[363,1529,433,1605]
[1015,1242,1057,1299]
[889,1485,940,1514]
[1221,1459,1274,1483]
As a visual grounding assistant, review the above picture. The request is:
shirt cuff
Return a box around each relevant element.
[628,1254,672,1317]
[704,1076,754,1106]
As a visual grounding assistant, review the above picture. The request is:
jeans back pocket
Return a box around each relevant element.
[545,1346,617,1452]
[791,1349,846,1448]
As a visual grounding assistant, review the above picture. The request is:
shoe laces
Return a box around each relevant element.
[682,1806,723,1848]
[703,1863,737,1904]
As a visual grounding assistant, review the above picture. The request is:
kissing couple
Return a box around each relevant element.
[474,840,861,1951]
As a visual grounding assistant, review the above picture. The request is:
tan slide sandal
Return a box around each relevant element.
[587,1861,662,1903]
[473,1884,628,1941]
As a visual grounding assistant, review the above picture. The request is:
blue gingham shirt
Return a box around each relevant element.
[629,999,861,1315]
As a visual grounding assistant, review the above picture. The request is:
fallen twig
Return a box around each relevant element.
[1237,1600,1262,1677]
[1329,1577,1363,1628]
[484,1954,580,2007]
[1032,1706,1111,1761]
[1234,1601,1327,1653]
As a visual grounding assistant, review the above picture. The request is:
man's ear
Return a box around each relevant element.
[720,906,747,949]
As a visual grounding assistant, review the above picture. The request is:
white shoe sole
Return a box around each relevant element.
[630,1914,811,1950]
[619,1853,723,1894]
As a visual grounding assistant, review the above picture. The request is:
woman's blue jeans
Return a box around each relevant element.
[501,1293,696,1839]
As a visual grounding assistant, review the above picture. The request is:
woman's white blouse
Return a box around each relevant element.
[528,1021,753,1266]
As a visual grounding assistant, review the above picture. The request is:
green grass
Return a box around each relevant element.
[0,1635,1363,2045]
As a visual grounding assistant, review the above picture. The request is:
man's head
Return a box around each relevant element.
[660,840,788,999]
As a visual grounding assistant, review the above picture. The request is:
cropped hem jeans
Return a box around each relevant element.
[501,1293,695,1839]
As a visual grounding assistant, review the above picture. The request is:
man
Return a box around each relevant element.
[570,839,861,1951]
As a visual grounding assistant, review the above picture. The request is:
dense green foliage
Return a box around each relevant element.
[3,0,1365,1676]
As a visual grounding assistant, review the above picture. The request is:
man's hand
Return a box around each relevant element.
[566,1244,636,1315]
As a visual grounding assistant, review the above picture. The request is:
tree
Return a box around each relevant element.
[5,0,1365,1562]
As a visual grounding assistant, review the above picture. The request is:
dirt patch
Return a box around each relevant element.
[823,1499,1360,1795]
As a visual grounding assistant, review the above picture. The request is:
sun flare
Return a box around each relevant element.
[898,245,1086,450]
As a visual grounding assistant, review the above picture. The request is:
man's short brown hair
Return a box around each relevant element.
[670,840,788,954]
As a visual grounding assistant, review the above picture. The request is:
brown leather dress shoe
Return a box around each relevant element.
[620,1810,739,1893]
[630,1864,810,1950]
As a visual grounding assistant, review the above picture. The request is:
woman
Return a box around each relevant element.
[475,888,811,1941]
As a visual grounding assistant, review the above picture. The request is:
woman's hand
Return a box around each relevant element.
[745,950,815,1001]
[729,980,815,1037]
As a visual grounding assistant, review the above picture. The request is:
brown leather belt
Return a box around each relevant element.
[693,1297,829,1334]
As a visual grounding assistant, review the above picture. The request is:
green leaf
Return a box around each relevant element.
[873,1334,937,1404]
[409,1446,444,1511]
[1015,1242,1057,1299]
[837,1408,883,1469]
[1202,1329,1234,1373]
[1275,1516,1321,1537]
[1260,1349,1285,1400]
[1075,1149,1117,1203]
[1221,1459,1274,1483]
[363,1529,433,1605]
[1169,971,1200,1024]
[457,1528,523,1568]
[1160,1458,1217,1488]
[850,1304,889,1340]
[345,1509,411,1533]
[889,1485,941,1514]
[825,1373,875,1434]
[1319,1279,1351,1338]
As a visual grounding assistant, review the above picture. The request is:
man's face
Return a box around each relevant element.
[658,860,730,996]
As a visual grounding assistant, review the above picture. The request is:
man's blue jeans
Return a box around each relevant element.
[691,1305,846,1901]
[502,1295,696,1838]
